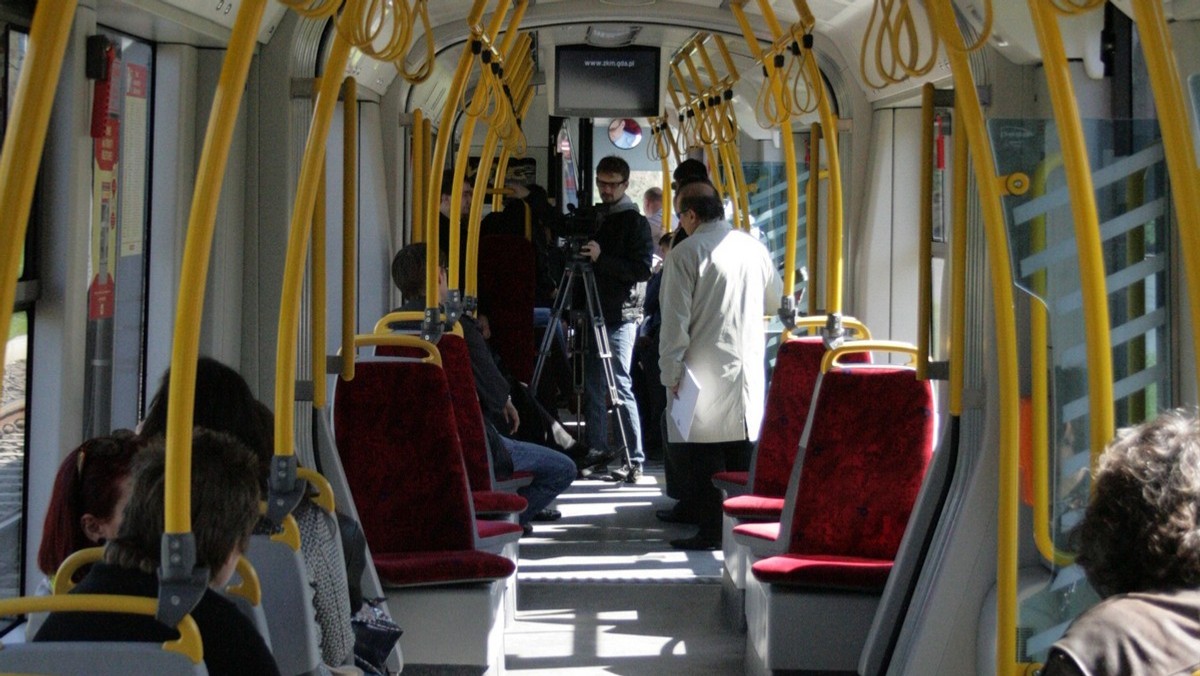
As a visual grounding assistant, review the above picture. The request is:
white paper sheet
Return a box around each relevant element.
[670,366,702,441]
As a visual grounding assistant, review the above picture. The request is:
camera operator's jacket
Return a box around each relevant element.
[589,196,654,325]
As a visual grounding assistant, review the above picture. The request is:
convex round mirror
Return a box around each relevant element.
[608,118,643,149]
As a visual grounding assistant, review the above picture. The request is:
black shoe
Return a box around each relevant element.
[670,535,721,551]
[532,508,562,522]
[608,463,643,484]
[574,446,621,471]
[656,509,700,525]
[521,523,534,537]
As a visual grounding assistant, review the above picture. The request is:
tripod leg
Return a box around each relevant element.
[531,266,575,392]
[580,266,636,477]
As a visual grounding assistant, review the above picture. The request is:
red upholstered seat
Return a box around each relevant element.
[744,364,935,590]
[478,234,537,383]
[472,490,528,516]
[722,337,869,519]
[333,358,514,586]
[750,554,893,590]
[723,495,785,520]
[373,550,516,587]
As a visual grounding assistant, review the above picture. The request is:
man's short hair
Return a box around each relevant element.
[1074,409,1200,597]
[672,158,708,187]
[644,187,663,204]
[596,155,630,182]
[677,180,723,223]
[391,243,436,299]
[105,430,261,580]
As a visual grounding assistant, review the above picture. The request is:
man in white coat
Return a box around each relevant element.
[658,180,783,550]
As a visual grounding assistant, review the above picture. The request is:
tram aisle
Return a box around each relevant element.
[506,463,743,674]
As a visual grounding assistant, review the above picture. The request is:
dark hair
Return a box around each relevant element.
[140,357,270,477]
[105,430,261,579]
[677,180,723,223]
[38,431,143,575]
[672,158,708,184]
[658,231,674,248]
[391,242,442,299]
[644,187,663,203]
[440,170,459,198]
[1074,409,1200,596]
[596,155,630,182]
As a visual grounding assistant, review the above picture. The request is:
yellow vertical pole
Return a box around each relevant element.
[274,33,353,459]
[0,0,78,387]
[918,84,935,381]
[949,96,968,417]
[410,109,425,245]
[1130,0,1200,399]
[341,77,357,383]
[165,0,268,534]
[806,123,822,315]
[312,160,327,407]
[928,2,1022,674]
[1028,0,1114,464]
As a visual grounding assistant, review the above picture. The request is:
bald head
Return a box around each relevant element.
[676,180,723,234]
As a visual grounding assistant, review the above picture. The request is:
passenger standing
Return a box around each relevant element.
[633,231,675,463]
[578,155,655,482]
[437,169,472,290]
[642,186,665,253]
[1043,410,1200,675]
[657,180,782,550]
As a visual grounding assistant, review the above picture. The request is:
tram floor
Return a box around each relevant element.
[504,463,744,675]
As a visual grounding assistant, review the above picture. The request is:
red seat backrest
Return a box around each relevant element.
[333,359,477,554]
[477,234,536,383]
[752,337,869,497]
[784,366,934,560]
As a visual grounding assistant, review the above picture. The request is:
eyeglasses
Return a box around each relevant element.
[596,178,627,189]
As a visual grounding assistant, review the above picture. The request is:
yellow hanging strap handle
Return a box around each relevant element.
[1130,0,1200,400]
[927,2,1023,675]
[160,0,270,629]
[353,333,442,367]
[820,340,919,373]
[0,595,203,664]
[0,0,77,389]
[1028,0,1114,466]
[271,31,353,527]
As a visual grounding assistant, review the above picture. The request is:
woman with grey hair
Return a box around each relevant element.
[1044,409,1200,675]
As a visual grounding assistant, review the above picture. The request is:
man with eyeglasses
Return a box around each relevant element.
[575,155,654,482]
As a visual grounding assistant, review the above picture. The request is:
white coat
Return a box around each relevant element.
[658,218,782,444]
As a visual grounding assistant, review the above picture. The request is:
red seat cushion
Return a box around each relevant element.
[723,494,785,519]
[374,550,515,587]
[473,490,527,516]
[733,521,781,543]
[713,470,748,488]
[751,554,893,590]
[476,519,523,539]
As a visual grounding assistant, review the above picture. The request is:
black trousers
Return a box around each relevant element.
[669,438,753,539]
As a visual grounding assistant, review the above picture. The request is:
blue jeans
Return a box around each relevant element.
[583,320,644,465]
[533,307,568,356]
[502,435,576,526]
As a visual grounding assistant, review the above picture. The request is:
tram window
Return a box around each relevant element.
[81,29,153,438]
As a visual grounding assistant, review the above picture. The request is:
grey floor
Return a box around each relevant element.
[505,465,744,675]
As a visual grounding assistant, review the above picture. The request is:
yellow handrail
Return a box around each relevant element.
[373,310,463,338]
[353,333,442,366]
[51,546,105,595]
[1129,0,1200,400]
[313,155,327,408]
[1028,0,1114,466]
[928,2,1024,674]
[166,0,269,538]
[820,339,919,372]
[297,466,336,514]
[0,0,77,389]
[0,595,203,663]
[410,108,425,245]
[341,77,358,385]
[806,122,821,314]
[949,95,968,417]
[784,314,872,340]
[273,32,353,462]
[266,512,301,552]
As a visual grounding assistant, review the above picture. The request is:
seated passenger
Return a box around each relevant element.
[36,431,143,593]
[138,357,360,672]
[1043,409,1200,675]
[391,243,581,534]
[35,429,281,676]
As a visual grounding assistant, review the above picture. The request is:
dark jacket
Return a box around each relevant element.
[588,196,654,326]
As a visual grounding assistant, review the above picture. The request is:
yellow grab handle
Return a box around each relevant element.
[51,546,105,595]
[225,555,262,606]
[298,467,336,514]
[352,333,443,366]
[820,340,919,373]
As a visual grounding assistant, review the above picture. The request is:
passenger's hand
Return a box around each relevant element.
[504,397,521,434]
[580,240,601,262]
[670,382,680,398]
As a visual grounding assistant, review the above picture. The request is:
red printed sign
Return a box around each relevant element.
[94,116,119,172]
[87,275,115,320]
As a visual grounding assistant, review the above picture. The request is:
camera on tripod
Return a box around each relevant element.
[559,204,603,260]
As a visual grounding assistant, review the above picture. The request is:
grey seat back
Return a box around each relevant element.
[0,640,208,675]
[245,532,323,676]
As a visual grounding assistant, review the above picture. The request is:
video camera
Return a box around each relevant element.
[559,204,604,260]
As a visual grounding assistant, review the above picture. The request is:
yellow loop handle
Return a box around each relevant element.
[52,546,106,595]
[820,340,919,373]
[226,555,262,606]
[782,315,872,341]
[259,511,302,552]
[0,594,204,664]
[297,467,336,514]
[352,333,443,366]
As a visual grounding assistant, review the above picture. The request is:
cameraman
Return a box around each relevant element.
[576,155,654,481]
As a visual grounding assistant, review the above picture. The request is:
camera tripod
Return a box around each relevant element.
[530,255,634,479]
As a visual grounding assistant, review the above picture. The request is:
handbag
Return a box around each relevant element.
[351,598,402,675]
